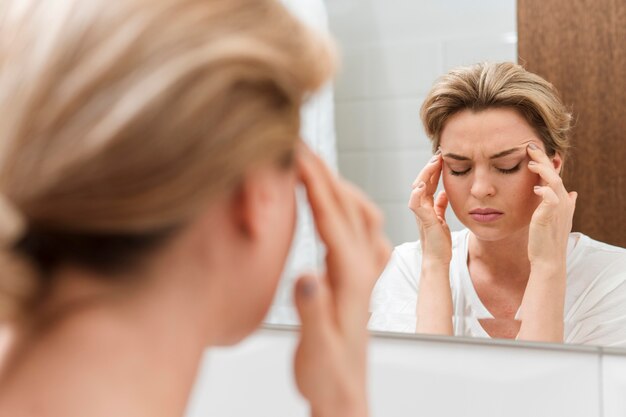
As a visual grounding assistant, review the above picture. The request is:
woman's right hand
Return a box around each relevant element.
[294,144,391,417]
[408,150,452,265]
[410,151,454,335]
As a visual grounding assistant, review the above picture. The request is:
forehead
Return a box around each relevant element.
[439,108,537,155]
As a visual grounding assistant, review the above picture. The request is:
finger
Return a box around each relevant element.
[434,190,449,221]
[408,182,431,214]
[332,180,392,296]
[408,181,425,212]
[532,185,561,226]
[533,184,560,206]
[350,186,392,272]
[294,274,333,341]
[299,143,371,241]
[425,153,443,193]
[297,144,347,247]
[411,152,443,196]
[293,274,334,398]
[569,191,578,215]
[527,160,567,196]
[408,184,441,229]
[526,142,553,164]
[526,143,567,192]
[339,179,378,240]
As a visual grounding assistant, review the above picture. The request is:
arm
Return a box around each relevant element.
[416,260,453,335]
[409,151,453,335]
[517,142,577,343]
[517,264,566,342]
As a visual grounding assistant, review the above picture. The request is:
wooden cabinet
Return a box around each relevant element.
[518,0,626,247]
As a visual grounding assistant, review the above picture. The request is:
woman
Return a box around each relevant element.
[0,0,390,415]
[369,62,626,345]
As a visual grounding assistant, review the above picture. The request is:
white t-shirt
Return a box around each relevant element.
[369,229,626,346]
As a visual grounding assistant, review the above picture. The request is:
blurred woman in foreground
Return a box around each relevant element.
[0,0,390,415]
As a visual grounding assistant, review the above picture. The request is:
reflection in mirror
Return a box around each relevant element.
[266,0,626,349]
[366,61,626,346]
[329,1,626,347]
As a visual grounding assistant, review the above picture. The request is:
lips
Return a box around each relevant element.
[469,208,504,223]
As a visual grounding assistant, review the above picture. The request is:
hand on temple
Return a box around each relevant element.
[293,143,391,417]
[408,151,454,336]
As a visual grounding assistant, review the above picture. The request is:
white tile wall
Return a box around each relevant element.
[326,0,516,47]
[335,98,428,151]
[338,150,429,201]
[327,0,517,245]
[601,351,626,417]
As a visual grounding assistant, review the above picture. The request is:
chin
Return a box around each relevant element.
[463,219,529,242]
[214,312,267,346]
[214,285,278,347]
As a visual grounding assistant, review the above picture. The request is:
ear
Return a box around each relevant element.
[551,152,564,175]
[230,168,276,241]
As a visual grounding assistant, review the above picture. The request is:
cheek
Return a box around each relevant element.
[255,180,298,313]
[442,174,468,209]
[503,170,542,210]
[271,182,298,279]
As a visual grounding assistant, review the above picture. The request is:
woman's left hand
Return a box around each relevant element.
[518,142,577,342]
[526,142,578,270]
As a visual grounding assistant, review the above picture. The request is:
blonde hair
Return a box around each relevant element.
[420,62,572,158]
[0,0,335,319]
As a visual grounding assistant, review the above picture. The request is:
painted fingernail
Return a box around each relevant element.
[299,279,317,298]
[528,143,538,150]
[417,181,425,189]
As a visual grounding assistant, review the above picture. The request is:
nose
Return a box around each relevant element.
[470,168,496,199]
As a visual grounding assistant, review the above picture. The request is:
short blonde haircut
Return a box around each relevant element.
[0,0,335,319]
[420,62,572,158]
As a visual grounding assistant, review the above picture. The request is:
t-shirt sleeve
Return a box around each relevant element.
[368,242,421,333]
[565,253,626,347]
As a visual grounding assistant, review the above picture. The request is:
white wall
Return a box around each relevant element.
[185,327,613,417]
[326,0,517,245]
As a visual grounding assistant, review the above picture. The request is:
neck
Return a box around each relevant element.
[467,227,531,284]
[0,232,226,417]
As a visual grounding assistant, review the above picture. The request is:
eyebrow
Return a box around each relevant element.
[443,147,523,161]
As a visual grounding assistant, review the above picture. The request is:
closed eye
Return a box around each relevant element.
[449,163,521,176]
[497,163,521,174]
[450,168,471,176]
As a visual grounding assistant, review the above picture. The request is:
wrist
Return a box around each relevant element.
[529,261,566,279]
[421,259,451,276]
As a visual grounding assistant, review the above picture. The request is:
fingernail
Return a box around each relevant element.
[528,143,538,150]
[528,161,537,166]
[435,148,442,156]
[299,279,317,298]
[430,155,439,163]
[417,181,425,189]
[534,185,541,191]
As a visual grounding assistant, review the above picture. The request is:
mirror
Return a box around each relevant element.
[266,0,626,350]
[329,0,517,246]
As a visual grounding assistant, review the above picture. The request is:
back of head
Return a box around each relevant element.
[420,62,572,158]
[0,0,335,319]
